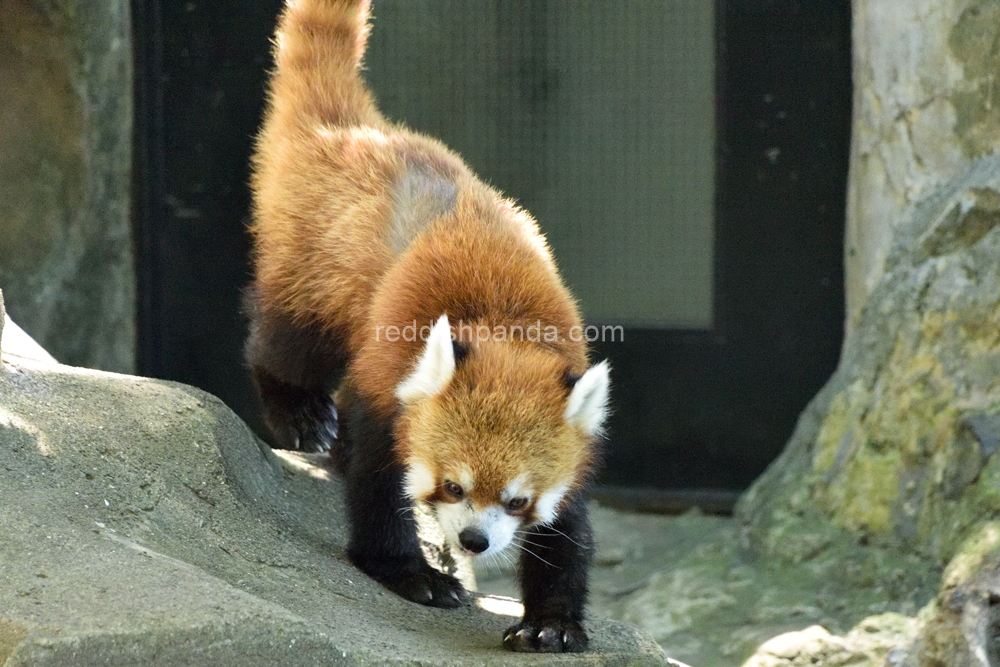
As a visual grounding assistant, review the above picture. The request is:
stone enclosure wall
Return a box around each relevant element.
[0,0,133,373]
[845,0,1000,330]
[745,0,1000,581]
[738,3,1000,663]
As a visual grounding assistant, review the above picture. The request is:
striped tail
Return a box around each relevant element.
[263,0,380,130]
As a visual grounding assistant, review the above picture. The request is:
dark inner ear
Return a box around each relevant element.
[563,369,581,390]
[452,340,470,366]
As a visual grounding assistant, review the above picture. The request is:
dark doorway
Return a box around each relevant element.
[132,0,850,504]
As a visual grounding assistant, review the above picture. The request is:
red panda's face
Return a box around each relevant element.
[405,461,573,559]
[395,315,609,558]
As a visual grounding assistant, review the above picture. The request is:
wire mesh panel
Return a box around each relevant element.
[365,1,715,328]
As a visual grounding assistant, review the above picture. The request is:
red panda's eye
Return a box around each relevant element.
[443,481,464,498]
[506,497,528,511]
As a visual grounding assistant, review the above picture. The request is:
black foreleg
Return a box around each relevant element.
[343,397,468,608]
[505,492,593,653]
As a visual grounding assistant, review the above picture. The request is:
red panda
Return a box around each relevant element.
[245,0,611,653]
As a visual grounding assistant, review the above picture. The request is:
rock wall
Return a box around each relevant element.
[740,153,1000,570]
[0,0,133,372]
[845,0,1000,331]
[736,3,1000,664]
[745,0,1000,587]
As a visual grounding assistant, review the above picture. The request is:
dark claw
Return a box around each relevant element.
[352,554,469,609]
[503,619,588,653]
[403,566,468,608]
[270,392,339,453]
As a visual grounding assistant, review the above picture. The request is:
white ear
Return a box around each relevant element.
[396,314,455,404]
[564,360,610,436]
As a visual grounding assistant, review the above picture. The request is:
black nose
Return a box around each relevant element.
[459,528,489,554]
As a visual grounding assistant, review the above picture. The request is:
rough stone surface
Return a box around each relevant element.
[0,0,133,372]
[844,0,1000,329]
[737,523,1000,667]
[896,522,1000,667]
[729,153,1000,667]
[478,507,939,667]
[740,153,1000,571]
[740,616,919,667]
[0,338,668,665]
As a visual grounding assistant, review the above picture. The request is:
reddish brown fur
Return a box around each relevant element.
[402,341,596,507]
[251,0,593,492]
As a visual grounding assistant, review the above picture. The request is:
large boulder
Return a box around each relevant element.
[0,296,668,666]
[739,153,1000,573]
[737,523,1000,667]
[734,154,1000,667]
[733,0,1000,663]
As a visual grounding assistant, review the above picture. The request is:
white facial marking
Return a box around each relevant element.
[500,473,531,504]
[458,465,475,492]
[564,360,611,436]
[395,314,455,404]
[534,484,570,525]
[436,502,520,559]
[403,461,435,500]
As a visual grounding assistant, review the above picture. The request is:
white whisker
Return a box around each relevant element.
[514,537,553,551]
[522,525,590,550]
[510,540,561,570]
[485,551,507,575]
[498,546,518,571]
[392,506,417,523]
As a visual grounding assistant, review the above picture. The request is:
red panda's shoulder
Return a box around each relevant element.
[351,191,589,418]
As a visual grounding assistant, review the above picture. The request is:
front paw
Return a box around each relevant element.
[504,618,588,653]
[354,555,469,608]
[389,564,469,608]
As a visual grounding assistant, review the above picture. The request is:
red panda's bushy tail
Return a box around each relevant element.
[264,0,380,130]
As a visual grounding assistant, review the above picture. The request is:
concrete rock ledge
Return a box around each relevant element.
[0,299,669,666]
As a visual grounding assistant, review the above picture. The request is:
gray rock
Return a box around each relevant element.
[739,615,920,667]
[0,339,667,665]
[0,0,133,373]
[1,288,59,365]
[739,153,1000,569]
[896,522,1000,667]
[962,413,1000,458]
[844,0,1000,330]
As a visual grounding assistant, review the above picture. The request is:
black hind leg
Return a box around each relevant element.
[243,289,347,452]
[251,369,340,452]
[344,395,468,608]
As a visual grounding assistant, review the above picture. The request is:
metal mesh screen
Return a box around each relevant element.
[365,1,715,328]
